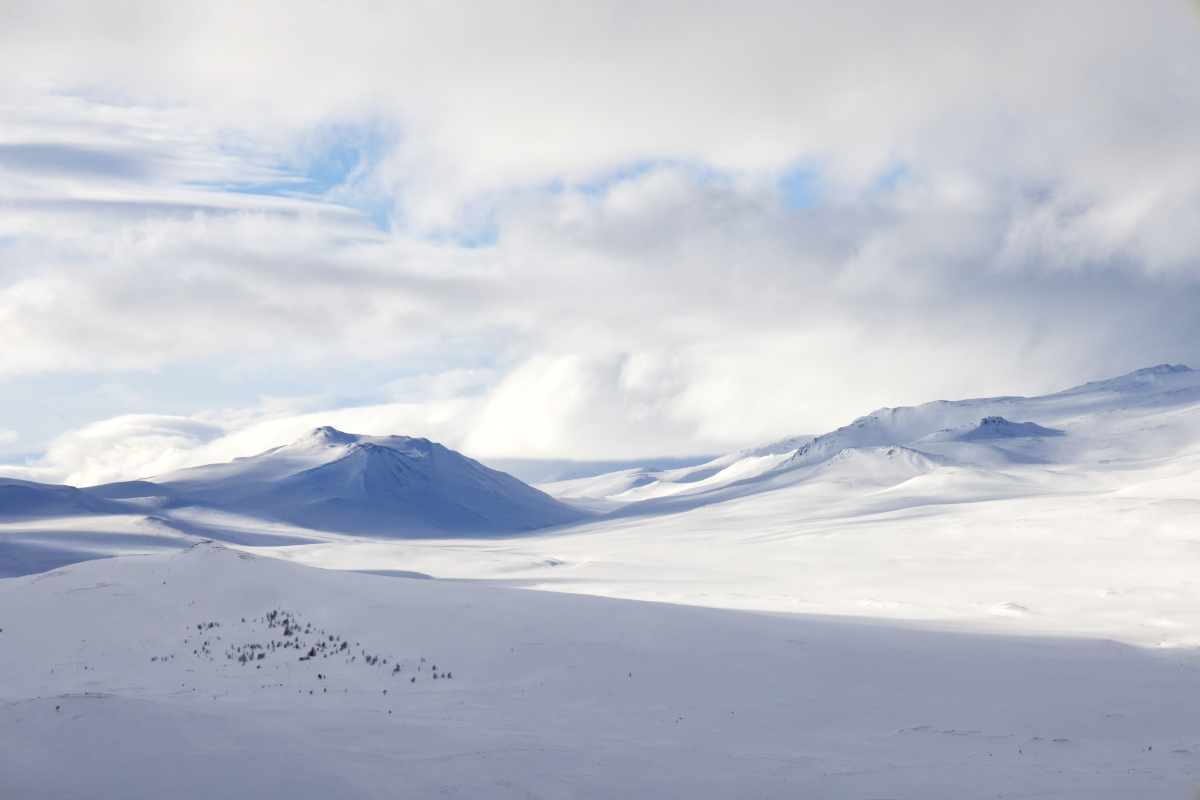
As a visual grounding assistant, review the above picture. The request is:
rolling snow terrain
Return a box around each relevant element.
[3,364,1200,798]
[4,542,1200,799]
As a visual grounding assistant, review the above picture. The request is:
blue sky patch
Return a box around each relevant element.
[779,166,821,208]
[301,122,392,196]
[199,121,398,231]
[568,160,726,199]
[874,163,908,194]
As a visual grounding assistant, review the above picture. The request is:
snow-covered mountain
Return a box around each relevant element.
[8,364,1200,798]
[538,364,1200,515]
[86,427,589,537]
[4,365,1197,574]
[915,416,1064,443]
[775,363,1195,468]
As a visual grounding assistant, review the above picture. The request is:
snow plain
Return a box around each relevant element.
[3,364,1200,798]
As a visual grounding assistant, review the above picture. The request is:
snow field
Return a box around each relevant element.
[4,365,1200,796]
[3,543,1200,799]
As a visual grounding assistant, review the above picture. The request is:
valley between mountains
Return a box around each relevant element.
[3,364,1200,798]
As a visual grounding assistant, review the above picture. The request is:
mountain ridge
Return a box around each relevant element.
[537,363,1200,513]
[4,363,1197,571]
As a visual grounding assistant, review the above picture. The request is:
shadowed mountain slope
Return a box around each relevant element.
[0,478,132,519]
[88,428,590,537]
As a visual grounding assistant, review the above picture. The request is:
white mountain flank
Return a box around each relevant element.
[538,363,1197,514]
[87,427,589,537]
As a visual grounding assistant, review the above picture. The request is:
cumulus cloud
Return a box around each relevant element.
[0,0,1198,472]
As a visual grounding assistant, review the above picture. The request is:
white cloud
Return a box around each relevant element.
[0,1,1198,471]
[3,2,1199,211]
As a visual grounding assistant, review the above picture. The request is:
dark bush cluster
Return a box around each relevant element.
[150,607,456,695]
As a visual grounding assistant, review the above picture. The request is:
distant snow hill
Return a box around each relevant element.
[82,427,589,537]
[2,364,1198,577]
[538,363,1198,515]
[0,477,129,519]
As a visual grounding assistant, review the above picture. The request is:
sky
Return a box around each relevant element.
[1,0,1200,486]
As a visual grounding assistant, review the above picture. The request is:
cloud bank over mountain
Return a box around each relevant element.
[1,0,1199,473]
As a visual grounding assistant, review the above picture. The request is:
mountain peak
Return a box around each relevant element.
[1132,364,1192,376]
[127,429,589,537]
[297,426,361,447]
[291,428,438,461]
[1055,363,1198,397]
[958,416,1063,441]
